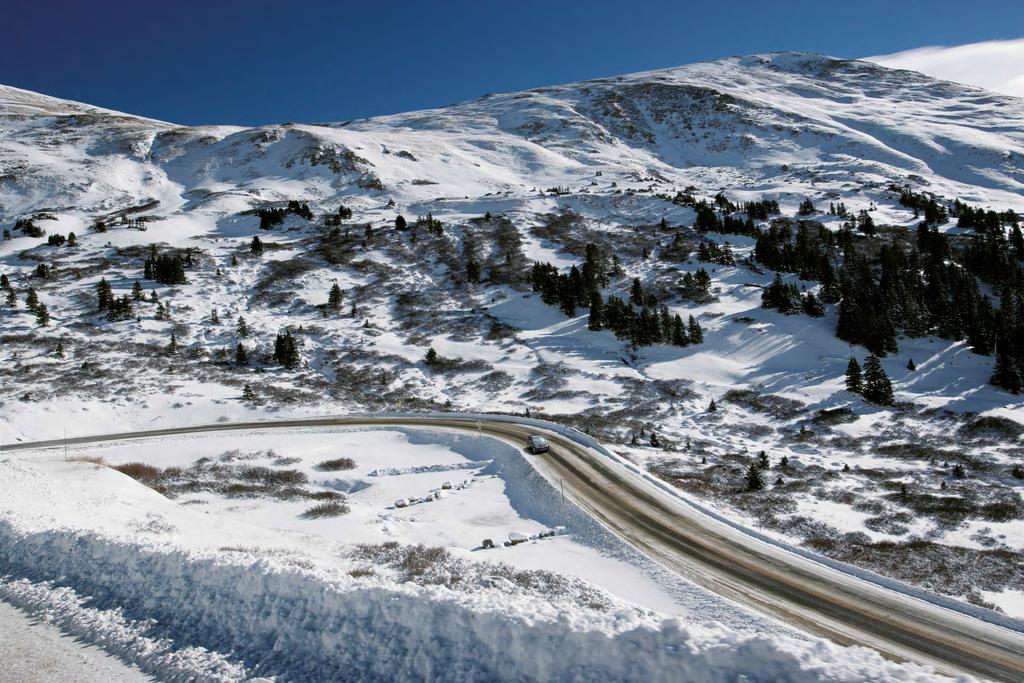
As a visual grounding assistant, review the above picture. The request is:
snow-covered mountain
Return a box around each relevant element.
[2,51,1022,219]
[2,51,1023,617]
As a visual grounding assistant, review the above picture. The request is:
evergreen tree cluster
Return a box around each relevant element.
[844,354,894,405]
[415,213,443,236]
[743,199,781,220]
[530,243,703,348]
[273,330,301,369]
[696,240,735,266]
[761,273,822,316]
[14,219,45,238]
[685,185,1023,393]
[952,199,1018,232]
[679,268,713,301]
[797,198,816,216]
[324,204,353,227]
[755,223,837,282]
[94,277,134,321]
[890,184,947,225]
[827,201,850,218]
[143,246,188,285]
[257,201,313,230]
[22,286,49,325]
[119,215,147,230]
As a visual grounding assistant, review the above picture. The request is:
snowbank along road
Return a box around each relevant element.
[7,413,1024,681]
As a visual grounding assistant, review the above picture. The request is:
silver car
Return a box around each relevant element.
[527,434,549,454]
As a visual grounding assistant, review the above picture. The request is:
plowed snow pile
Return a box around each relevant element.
[0,429,950,681]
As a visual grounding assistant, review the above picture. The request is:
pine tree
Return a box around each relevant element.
[687,315,703,344]
[131,280,144,301]
[251,236,264,255]
[237,316,249,338]
[587,291,604,331]
[671,314,689,346]
[906,358,916,371]
[844,357,862,393]
[992,349,1022,394]
[96,278,113,311]
[465,259,480,283]
[55,339,64,358]
[327,283,344,311]
[210,308,220,325]
[235,342,249,366]
[708,399,717,412]
[242,384,257,402]
[0,274,8,289]
[862,354,894,405]
[649,432,661,448]
[273,330,300,369]
[745,464,765,491]
[4,288,15,308]
[35,303,49,326]
[146,253,187,284]
[231,253,238,267]
[167,333,178,355]
[758,450,769,469]
[630,432,639,446]
[25,287,40,313]
[630,278,644,307]
[424,347,439,366]
[802,292,825,317]
[395,215,407,230]
[107,295,133,321]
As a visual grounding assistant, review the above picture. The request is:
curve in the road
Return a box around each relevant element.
[6,414,1024,681]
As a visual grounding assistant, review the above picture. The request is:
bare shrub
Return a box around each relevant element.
[959,416,1023,440]
[238,466,308,486]
[301,501,350,518]
[114,462,162,484]
[401,544,451,577]
[316,457,356,471]
[722,389,804,419]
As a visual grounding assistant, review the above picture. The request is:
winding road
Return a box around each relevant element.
[6,413,1024,681]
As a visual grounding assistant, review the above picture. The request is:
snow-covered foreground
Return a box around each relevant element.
[0,428,950,681]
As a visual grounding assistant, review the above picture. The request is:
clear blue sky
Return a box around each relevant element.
[4,0,1022,126]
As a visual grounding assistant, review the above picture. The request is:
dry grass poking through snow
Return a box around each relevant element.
[111,458,347,509]
[352,542,620,612]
